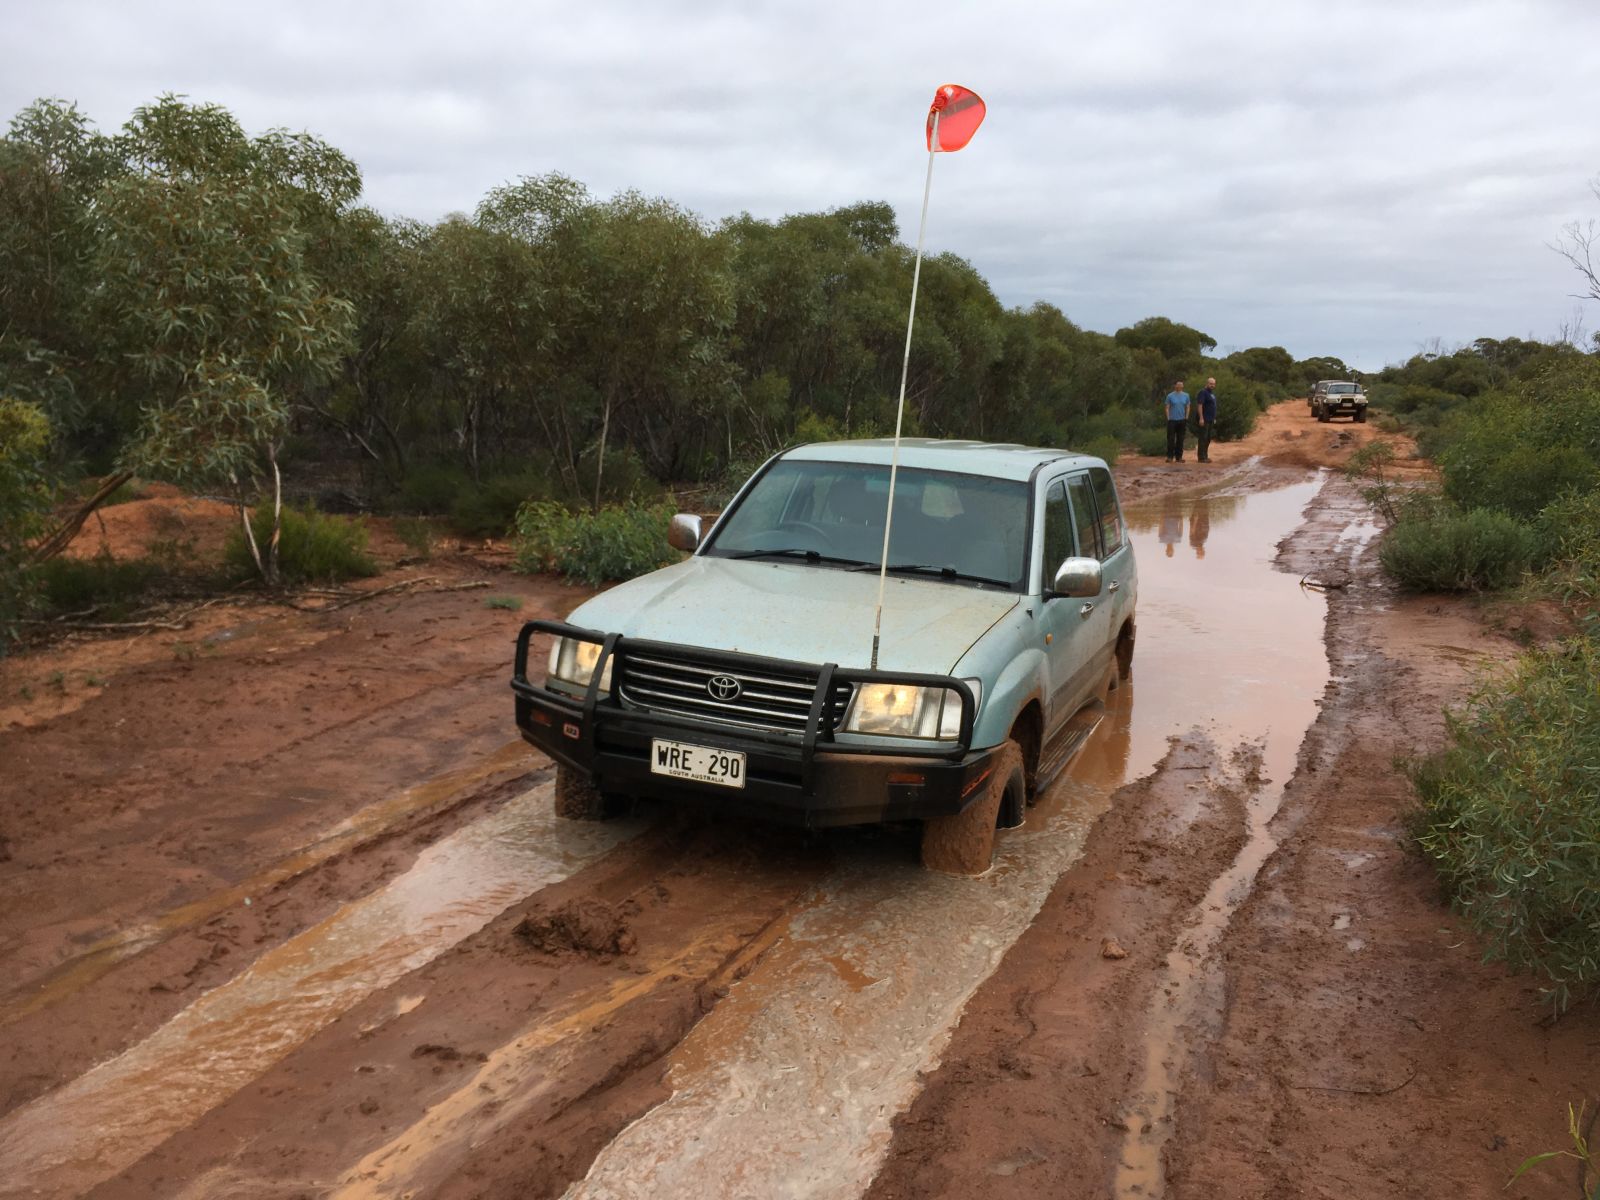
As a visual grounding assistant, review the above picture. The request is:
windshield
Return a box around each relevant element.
[705,459,1030,591]
[1328,383,1358,394]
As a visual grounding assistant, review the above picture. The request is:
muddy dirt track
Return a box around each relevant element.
[1,403,1594,1199]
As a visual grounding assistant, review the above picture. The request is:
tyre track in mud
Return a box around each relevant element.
[78,817,827,1200]
[0,749,543,1122]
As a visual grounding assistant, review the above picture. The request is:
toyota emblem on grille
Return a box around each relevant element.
[707,674,742,701]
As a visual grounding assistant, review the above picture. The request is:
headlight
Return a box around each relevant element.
[843,679,981,740]
[547,636,613,694]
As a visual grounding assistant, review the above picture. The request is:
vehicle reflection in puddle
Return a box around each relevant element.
[1119,478,1328,792]
[565,476,1332,1200]
[0,784,644,1200]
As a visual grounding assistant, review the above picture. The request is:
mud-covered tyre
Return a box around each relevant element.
[921,741,1024,875]
[1115,626,1135,682]
[554,765,608,820]
[1354,409,1367,423]
[1316,409,1329,423]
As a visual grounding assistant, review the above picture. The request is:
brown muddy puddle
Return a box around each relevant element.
[0,741,533,1029]
[0,783,645,1200]
[1112,474,1333,1198]
[3,472,1334,1200]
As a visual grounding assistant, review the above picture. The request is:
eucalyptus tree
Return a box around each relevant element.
[479,174,738,504]
[91,96,358,582]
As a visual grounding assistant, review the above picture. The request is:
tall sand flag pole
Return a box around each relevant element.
[870,84,987,669]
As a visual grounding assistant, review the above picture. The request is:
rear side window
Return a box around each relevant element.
[1089,467,1124,557]
[1066,474,1101,559]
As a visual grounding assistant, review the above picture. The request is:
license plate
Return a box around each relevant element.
[649,739,746,789]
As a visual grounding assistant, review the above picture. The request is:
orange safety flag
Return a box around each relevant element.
[926,84,986,152]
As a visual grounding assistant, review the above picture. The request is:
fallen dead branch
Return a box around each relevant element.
[1300,574,1350,592]
[18,616,189,632]
[279,577,492,612]
[1286,1065,1416,1096]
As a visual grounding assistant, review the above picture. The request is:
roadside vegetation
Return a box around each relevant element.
[1,93,1357,646]
[1354,345,1600,1014]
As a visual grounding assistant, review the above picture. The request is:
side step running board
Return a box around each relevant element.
[1037,702,1106,792]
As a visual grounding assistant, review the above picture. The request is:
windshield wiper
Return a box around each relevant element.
[853,562,1013,589]
[726,547,875,567]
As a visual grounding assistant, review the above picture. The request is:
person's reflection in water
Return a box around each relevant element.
[1158,494,1184,558]
[1188,497,1211,560]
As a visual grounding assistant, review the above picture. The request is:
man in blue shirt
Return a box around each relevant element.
[1194,377,1218,463]
[1164,381,1190,462]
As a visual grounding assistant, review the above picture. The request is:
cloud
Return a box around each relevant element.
[5,0,1598,367]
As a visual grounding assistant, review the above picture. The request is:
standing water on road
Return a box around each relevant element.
[564,472,1331,1200]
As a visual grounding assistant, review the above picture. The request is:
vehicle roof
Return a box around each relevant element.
[781,438,1096,482]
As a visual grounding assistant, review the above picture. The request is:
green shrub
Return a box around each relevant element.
[1534,489,1600,607]
[33,552,162,617]
[1133,427,1169,458]
[396,464,562,538]
[1440,360,1600,519]
[0,397,55,646]
[391,516,436,559]
[450,470,555,538]
[225,505,378,585]
[514,501,677,586]
[1379,506,1537,591]
[1410,632,1600,1012]
[572,445,662,509]
[98,478,150,507]
[1078,434,1120,465]
[397,464,470,516]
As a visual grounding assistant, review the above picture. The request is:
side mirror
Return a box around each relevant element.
[1051,556,1102,598]
[667,513,703,553]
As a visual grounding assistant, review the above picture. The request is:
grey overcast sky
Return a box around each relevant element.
[5,0,1599,368]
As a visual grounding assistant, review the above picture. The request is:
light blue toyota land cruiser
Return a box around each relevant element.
[511,439,1137,870]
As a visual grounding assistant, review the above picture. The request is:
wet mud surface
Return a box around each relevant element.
[1,403,1591,1199]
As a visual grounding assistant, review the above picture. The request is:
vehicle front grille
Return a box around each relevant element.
[617,650,853,735]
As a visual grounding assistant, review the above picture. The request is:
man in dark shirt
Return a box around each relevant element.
[1194,377,1218,463]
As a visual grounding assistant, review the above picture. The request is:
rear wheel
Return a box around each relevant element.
[921,741,1024,875]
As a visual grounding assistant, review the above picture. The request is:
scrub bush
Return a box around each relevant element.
[0,397,54,646]
[1079,434,1120,466]
[513,501,677,586]
[33,552,163,617]
[225,506,377,585]
[1134,427,1170,458]
[1535,490,1600,608]
[450,470,555,538]
[1410,631,1600,1012]
[1379,506,1537,591]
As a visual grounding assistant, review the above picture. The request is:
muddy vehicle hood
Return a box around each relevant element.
[568,556,1019,674]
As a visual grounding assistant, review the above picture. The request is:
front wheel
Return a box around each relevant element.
[1354,409,1367,423]
[921,741,1025,875]
[554,765,626,820]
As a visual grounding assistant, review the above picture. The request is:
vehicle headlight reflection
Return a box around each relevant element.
[547,637,613,694]
[844,679,979,740]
